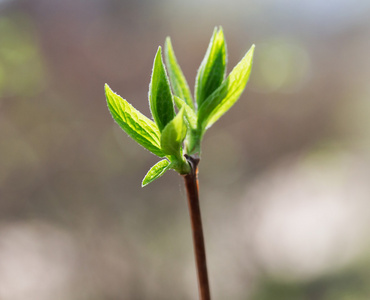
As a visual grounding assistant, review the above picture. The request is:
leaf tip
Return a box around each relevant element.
[141,159,171,187]
[156,45,162,57]
[105,84,117,100]
[104,83,110,93]
[249,44,256,56]
[153,46,165,73]
[105,84,114,104]
[164,37,172,55]
[178,105,185,118]
[217,25,224,35]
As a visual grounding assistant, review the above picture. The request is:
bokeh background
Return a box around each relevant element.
[1,0,370,299]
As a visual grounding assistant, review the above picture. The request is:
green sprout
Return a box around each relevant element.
[105,26,254,300]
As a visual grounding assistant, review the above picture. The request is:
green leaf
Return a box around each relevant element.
[198,44,255,132]
[195,26,227,108]
[160,107,187,157]
[173,96,197,129]
[105,84,165,157]
[149,46,175,132]
[142,159,170,187]
[164,37,194,110]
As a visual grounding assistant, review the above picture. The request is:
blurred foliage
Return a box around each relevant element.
[252,260,370,300]
[252,38,311,93]
[0,13,44,97]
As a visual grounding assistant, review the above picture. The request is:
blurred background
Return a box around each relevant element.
[1,0,370,299]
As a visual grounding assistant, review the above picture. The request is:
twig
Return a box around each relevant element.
[183,155,210,300]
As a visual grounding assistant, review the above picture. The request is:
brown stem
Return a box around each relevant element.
[183,155,211,300]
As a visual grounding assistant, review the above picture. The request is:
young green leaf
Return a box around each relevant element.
[198,44,255,132]
[160,107,187,158]
[195,26,227,108]
[149,46,175,132]
[164,37,194,110]
[105,84,165,157]
[173,96,197,129]
[142,159,171,187]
